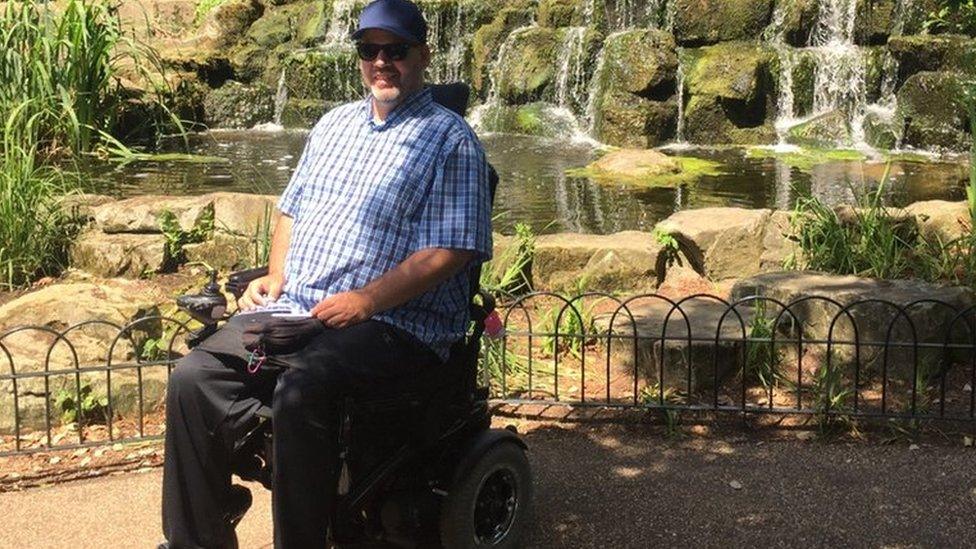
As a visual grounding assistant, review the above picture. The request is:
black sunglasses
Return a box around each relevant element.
[356,42,414,62]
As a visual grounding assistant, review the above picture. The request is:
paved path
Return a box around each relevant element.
[3,423,976,548]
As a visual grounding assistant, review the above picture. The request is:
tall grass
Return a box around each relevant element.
[0,1,172,288]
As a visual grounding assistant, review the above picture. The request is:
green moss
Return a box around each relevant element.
[567,154,724,187]
[495,27,561,104]
[536,0,581,27]
[470,8,534,96]
[601,29,677,98]
[672,0,774,46]
[686,42,771,101]
[746,146,868,171]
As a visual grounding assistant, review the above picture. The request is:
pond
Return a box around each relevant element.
[87,130,971,235]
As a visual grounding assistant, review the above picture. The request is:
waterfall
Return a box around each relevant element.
[323,0,359,46]
[810,0,867,146]
[583,31,622,136]
[766,2,798,146]
[673,49,687,144]
[555,26,587,115]
[423,2,471,83]
[272,69,288,126]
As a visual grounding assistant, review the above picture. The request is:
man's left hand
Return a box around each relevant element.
[310,291,377,328]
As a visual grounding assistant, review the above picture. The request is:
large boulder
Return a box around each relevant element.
[654,207,774,281]
[531,232,663,293]
[93,195,212,234]
[672,0,774,46]
[896,71,972,152]
[599,29,678,99]
[282,46,361,103]
[471,8,535,97]
[0,278,177,434]
[597,92,678,147]
[730,271,976,384]
[787,109,851,148]
[536,0,585,27]
[888,34,976,87]
[203,80,275,129]
[577,149,682,182]
[682,43,776,144]
[769,0,818,47]
[904,200,972,245]
[70,232,168,278]
[495,27,562,104]
[196,0,265,49]
[209,192,279,236]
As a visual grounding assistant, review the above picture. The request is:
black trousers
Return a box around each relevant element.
[162,315,440,549]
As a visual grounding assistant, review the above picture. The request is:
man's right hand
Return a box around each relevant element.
[238,274,284,311]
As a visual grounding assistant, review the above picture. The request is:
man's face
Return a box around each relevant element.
[358,29,430,108]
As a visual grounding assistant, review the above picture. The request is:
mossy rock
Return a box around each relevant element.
[896,71,972,152]
[769,0,818,47]
[568,149,724,187]
[203,80,275,128]
[280,99,334,128]
[228,42,270,83]
[600,29,677,99]
[683,95,776,144]
[862,46,889,104]
[495,27,562,104]
[472,102,579,138]
[768,48,817,119]
[786,109,851,148]
[597,91,677,148]
[283,46,361,102]
[745,146,868,171]
[888,34,976,86]
[536,0,582,27]
[854,0,896,45]
[685,42,773,103]
[470,8,535,97]
[862,108,900,150]
[244,0,327,49]
[672,0,774,46]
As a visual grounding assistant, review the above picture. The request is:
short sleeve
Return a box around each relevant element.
[414,136,493,261]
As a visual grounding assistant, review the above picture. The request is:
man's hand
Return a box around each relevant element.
[310,291,377,328]
[238,274,285,311]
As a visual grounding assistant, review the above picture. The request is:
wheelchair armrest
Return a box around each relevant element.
[225,266,269,299]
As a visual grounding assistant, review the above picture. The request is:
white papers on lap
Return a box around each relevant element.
[237,302,312,318]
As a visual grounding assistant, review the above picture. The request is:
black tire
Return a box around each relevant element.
[439,441,533,548]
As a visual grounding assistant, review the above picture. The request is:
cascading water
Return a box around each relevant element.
[423,2,472,83]
[810,0,868,145]
[555,26,588,115]
[323,0,359,46]
[272,69,288,126]
[764,1,800,146]
[672,48,688,145]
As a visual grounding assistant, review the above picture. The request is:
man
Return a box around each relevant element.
[160,0,492,546]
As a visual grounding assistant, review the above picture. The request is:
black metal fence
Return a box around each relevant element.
[3,293,975,455]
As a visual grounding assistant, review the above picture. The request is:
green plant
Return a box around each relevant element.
[53,381,108,426]
[540,278,601,360]
[811,361,854,435]
[652,227,681,270]
[158,206,215,268]
[481,221,535,296]
[640,383,684,436]
[480,337,529,394]
[745,301,785,392]
[252,203,274,267]
[923,0,976,34]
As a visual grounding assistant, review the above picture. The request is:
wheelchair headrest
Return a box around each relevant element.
[429,83,470,117]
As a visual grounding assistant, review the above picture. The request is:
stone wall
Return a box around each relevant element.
[117,0,975,151]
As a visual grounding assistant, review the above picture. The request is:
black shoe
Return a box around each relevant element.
[225,484,253,528]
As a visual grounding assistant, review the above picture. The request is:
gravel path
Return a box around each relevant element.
[2,423,974,548]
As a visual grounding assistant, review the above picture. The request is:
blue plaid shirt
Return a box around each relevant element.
[276,88,492,360]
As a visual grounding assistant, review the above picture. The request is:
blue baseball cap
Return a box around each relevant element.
[351,0,427,45]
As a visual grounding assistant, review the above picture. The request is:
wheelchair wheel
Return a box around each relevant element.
[439,441,532,548]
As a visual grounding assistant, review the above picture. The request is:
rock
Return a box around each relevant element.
[787,110,851,148]
[896,71,971,152]
[59,194,115,222]
[888,34,976,86]
[760,210,798,272]
[772,0,819,48]
[184,234,258,271]
[203,80,275,129]
[282,46,360,103]
[904,200,971,245]
[496,27,562,104]
[93,195,212,234]
[655,207,773,281]
[471,8,535,96]
[579,149,682,182]
[594,296,755,394]
[682,43,775,144]
[862,106,900,150]
[730,271,976,380]
[600,29,678,99]
[536,0,583,28]
[243,0,326,49]
[280,99,330,129]
[532,232,662,293]
[471,102,580,138]
[209,192,279,236]
[70,231,168,278]
[672,0,774,46]
[854,0,896,45]
[197,0,264,50]
[597,92,678,148]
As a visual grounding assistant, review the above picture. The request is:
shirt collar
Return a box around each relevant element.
[362,87,433,130]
